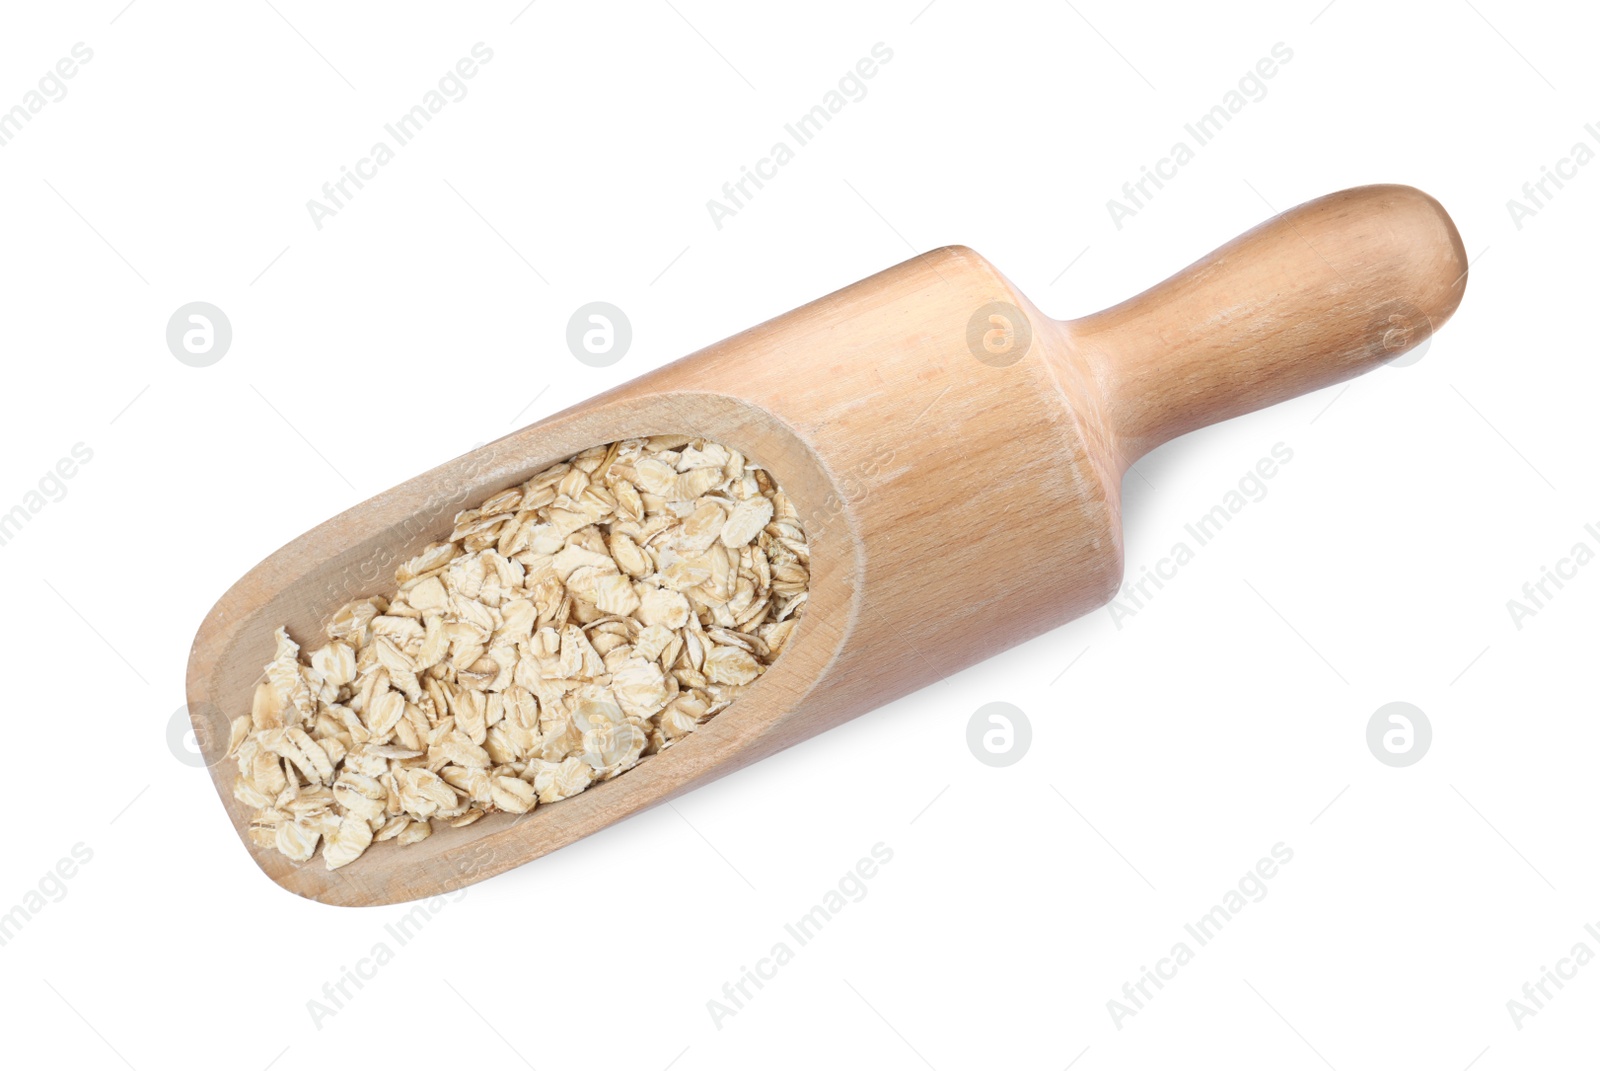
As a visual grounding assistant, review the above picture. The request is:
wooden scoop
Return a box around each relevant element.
[188,184,1467,906]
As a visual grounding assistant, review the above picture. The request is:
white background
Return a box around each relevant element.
[0,1,1595,1067]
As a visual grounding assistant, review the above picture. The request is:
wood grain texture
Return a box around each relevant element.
[187,184,1467,906]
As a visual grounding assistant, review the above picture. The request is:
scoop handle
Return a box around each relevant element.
[1067,184,1468,467]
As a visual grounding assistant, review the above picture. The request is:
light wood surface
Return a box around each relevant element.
[187,184,1467,906]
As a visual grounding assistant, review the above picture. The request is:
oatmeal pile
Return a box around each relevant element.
[226,435,810,869]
